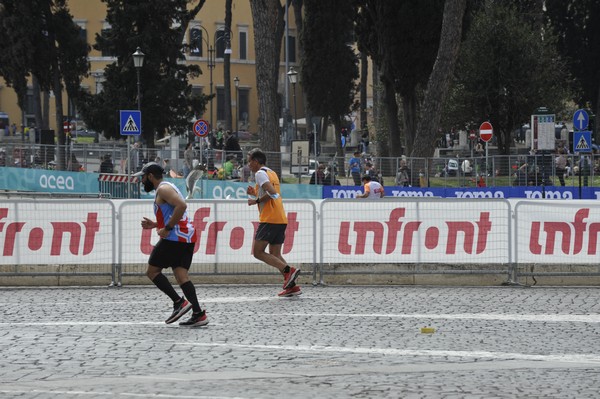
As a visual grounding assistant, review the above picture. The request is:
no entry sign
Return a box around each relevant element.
[479,121,493,142]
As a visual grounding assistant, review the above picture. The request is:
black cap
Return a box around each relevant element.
[133,161,164,177]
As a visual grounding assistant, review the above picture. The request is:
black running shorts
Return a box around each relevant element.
[255,223,287,245]
[148,239,195,270]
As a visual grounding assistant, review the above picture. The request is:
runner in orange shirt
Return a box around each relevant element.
[357,174,385,199]
[246,148,301,297]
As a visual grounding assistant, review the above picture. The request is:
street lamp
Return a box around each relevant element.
[132,47,145,111]
[131,47,144,198]
[197,26,232,132]
[234,76,239,134]
[287,67,298,141]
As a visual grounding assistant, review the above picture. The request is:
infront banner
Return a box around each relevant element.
[0,200,115,265]
[118,200,318,264]
[320,198,511,264]
[1,198,600,267]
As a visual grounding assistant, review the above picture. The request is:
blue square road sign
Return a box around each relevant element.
[120,110,142,136]
[573,131,592,153]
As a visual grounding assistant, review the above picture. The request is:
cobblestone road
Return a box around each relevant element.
[1,285,599,398]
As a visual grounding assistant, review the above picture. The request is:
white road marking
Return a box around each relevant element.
[1,311,599,326]
[171,341,600,364]
[0,390,243,399]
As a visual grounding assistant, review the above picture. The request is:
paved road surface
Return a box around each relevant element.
[1,285,599,398]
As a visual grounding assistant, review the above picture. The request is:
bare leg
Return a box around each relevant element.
[252,239,286,272]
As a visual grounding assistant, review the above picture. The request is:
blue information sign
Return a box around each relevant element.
[120,110,142,136]
[573,109,589,131]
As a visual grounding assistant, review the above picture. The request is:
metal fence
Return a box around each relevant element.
[1,198,599,287]
[0,141,597,188]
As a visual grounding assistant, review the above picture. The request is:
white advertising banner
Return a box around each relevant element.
[118,200,317,264]
[320,199,511,264]
[0,200,115,265]
[515,201,600,264]
[3,199,600,267]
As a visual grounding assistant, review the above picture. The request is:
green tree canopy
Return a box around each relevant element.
[79,0,207,145]
[443,2,573,154]
[545,0,600,139]
[301,0,358,156]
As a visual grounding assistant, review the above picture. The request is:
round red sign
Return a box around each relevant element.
[193,119,210,137]
[479,121,493,142]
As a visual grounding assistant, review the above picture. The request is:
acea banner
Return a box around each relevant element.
[1,166,600,200]
[0,166,99,193]
[189,179,322,199]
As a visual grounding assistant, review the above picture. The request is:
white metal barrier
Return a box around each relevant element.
[0,198,598,286]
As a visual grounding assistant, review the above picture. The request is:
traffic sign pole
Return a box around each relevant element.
[479,121,493,187]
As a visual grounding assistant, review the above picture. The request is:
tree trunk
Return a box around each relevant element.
[360,52,368,132]
[224,0,233,131]
[32,76,43,132]
[382,77,400,158]
[292,0,305,139]
[42,2,66,170]
[250,0,285,174]
[411,0,467,158]
[401,89,417,154]
[596,80,600,144]
[42,91,50,130]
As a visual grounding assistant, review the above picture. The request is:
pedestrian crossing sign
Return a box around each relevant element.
[573,130,592,153]
[120,110,142,136]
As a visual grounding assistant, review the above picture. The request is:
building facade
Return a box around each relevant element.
[0,0,301,139]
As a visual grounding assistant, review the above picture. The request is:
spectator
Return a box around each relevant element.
[183,142,194,178]
[579,154,591,186]
[475,142,484,157]
[348,151,362,186]
[364,162,380,184]
[395,160,411,187]
[216,126,224,149]
[309,163,326,185]
[223,130,242,161]
[68,153,82,172]
[222,156,236,179]
[554,148,566,186]
[100,154,114,173]
[239,159,252,182]
[163,159,172,176]
[360,131,370,154]
[461,159,473,175]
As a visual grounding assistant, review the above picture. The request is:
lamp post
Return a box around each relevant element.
[234,76,239,134]
[197,26,232,132]
[131,47,144,198]
[287,67,298,142]
[133,47,145,112]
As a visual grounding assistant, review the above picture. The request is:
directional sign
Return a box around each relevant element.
[573,130,592,153]
[193,119,210,137]
[573,109,589,131]
[120,110,141,136]
[479,121,493,142]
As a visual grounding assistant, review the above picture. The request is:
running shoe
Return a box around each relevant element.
[179,311,209,327]
[278,285,302,297]
[165,298,192,324]
[283,267,301,289]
